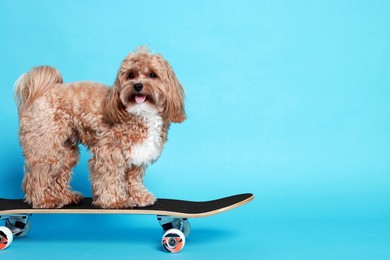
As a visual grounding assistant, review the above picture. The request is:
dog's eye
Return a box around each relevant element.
[128,72,135,80]
[149,72,157,78]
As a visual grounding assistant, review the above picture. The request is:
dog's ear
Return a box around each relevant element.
[162,60,186,123]
[104,77,128,124]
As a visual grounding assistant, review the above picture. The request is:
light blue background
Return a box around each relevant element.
[1,0,389,259]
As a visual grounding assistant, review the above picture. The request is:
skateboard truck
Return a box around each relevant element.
[1,214,31,237]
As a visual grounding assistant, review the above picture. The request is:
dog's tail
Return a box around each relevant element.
[14,66,63,112]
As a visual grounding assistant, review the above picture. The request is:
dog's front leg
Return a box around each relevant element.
[125,166,156,207]
[89,150,129,209]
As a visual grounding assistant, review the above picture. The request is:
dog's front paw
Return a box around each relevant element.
[139,192,157,207]
[63,191,83,205]
[129,192,156,207]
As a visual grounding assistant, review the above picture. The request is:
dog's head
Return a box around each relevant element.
[105,47,186,124]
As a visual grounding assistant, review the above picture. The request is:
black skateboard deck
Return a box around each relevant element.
[0,193,254,253]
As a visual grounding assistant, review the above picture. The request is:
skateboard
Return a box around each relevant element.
[0,193,253,253]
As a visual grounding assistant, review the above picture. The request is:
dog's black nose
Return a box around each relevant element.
[134,83,143,92]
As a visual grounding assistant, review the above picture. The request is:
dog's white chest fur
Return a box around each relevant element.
[128,105,164,166]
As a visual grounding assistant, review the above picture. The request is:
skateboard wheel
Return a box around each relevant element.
[0,226,13,250]
[161,229,185,253]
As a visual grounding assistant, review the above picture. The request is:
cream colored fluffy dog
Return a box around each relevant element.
[14,47,185,209]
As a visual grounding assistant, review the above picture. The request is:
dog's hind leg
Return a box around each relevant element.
[22,148,81,208]
[21,130,82,208]
[22,160,62,208]
[52,140,83,206]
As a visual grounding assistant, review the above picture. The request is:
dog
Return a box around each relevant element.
[14,47,185,209]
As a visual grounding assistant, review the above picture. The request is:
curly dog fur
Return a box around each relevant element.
[14,47,185,209]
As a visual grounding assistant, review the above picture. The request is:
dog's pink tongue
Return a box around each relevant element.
[135,95,146,104]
